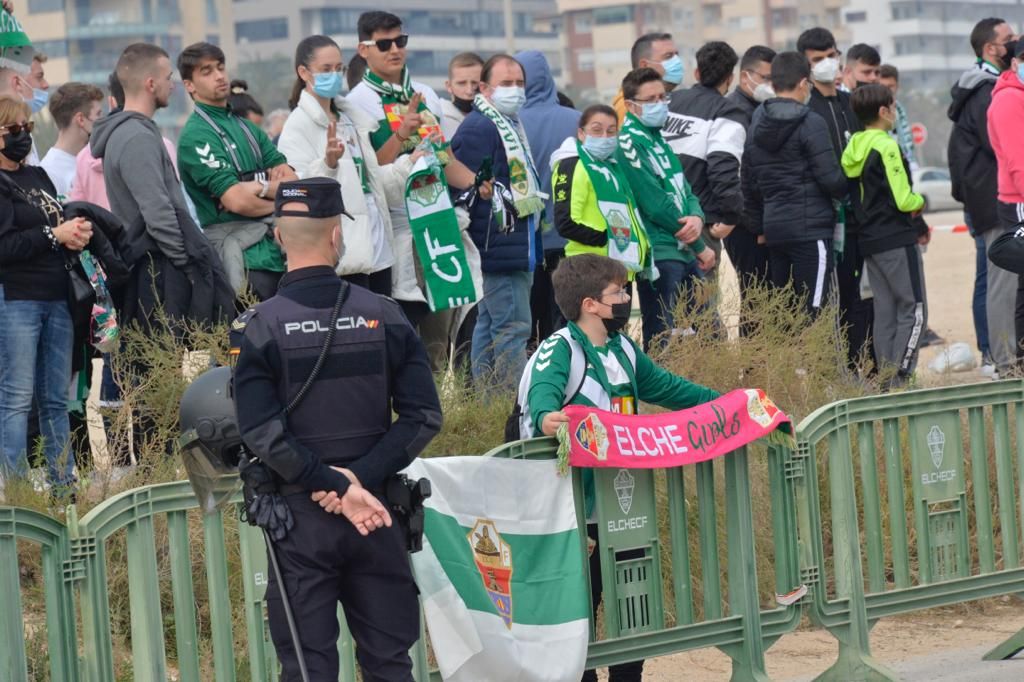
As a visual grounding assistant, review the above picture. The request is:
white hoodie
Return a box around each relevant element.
[278,90,411,277]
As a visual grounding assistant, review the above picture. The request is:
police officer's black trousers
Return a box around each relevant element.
[266,493,419,682]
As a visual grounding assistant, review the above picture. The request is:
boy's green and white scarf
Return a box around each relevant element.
[0,9,33,74]
[620,112,691,215]
[404,155,477,312]
[362,67,450,164]
[472,93,545,218]
[576,140,645,272]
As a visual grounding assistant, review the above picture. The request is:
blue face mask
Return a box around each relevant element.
[1018,63,1024,84]
[638,101,669,128]
[312,72,343,100]
[583,135,618,161]
[30,88,49,114]
[660,55,684,85]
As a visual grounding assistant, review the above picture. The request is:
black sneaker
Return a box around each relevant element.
[919,328,944,347]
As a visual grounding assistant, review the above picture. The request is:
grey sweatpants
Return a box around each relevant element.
[866,245,927,377]
[984,225,1019,372]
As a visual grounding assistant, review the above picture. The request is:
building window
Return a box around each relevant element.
[32,39,68,58]
[28,0,64,12]
[573,12,592,33]
[845,10,866,23]
[577,50,594,72]
[594,6,633,25]
[703,4,723,26]
[236,18,288,43]
[319,8,362,35]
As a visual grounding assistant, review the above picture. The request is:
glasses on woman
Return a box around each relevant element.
[359,34,409,52]
[0,121,34,135]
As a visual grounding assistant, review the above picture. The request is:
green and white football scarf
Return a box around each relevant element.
[620,112,691,215]
[472,93,545,218]
[576,140,645,272]
[404,156,476,312]
[362,67,449,164]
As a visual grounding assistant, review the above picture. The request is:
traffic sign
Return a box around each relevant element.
[911,123,927,146]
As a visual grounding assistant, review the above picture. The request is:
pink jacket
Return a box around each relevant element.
[988,71,1024,204]
[69,137,179,208]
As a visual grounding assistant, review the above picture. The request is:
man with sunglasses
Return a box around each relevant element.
[349,11,483,368]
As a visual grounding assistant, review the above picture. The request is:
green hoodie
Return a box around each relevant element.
[841,128,925,256]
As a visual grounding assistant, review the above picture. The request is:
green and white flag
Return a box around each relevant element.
[404,156,477,313]
[403,456,590,681]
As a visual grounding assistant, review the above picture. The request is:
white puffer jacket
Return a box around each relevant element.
[278,90,411,276]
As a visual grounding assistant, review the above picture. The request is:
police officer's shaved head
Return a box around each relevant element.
[273,178,351,266]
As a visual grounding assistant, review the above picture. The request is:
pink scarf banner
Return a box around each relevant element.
[558,389,793,470]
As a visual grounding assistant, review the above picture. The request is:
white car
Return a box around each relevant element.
[912,166,960,212]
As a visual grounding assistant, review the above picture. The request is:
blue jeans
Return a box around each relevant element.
[969,213,991,359]
[0,295,75,487]
[637,259,705,350]
[471,270,533,387]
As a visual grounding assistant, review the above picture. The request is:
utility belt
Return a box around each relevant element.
[239,450,430,552]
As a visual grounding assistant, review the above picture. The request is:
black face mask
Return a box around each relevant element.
[1000,40,1018,70]
[602,301,632,334]
[452,95,475,114]
[854,80,873,89]
[2,130,32,163]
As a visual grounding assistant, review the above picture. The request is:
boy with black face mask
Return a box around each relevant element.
[513,252,717,682]
[441,51,482,140]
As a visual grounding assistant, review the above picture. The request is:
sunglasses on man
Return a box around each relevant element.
[360,34,409,52]
[0,121,34,135]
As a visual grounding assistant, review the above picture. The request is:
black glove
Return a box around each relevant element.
[246,492,294,541]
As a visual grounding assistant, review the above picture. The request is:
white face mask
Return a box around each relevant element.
[812,57,840,83]
[490,86,526,116]
[753,83,775,103]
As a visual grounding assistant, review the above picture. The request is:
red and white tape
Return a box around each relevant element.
[930,223,969,233]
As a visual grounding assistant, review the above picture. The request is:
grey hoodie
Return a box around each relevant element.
[90,110,190,266]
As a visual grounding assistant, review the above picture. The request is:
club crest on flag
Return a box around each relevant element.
[744,389,780,428]
[408,174,443,207]
[574,413,609,461]
[468,519,514,628]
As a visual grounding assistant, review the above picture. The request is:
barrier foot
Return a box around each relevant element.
[813,644,899,682]
[983,625,1024,661]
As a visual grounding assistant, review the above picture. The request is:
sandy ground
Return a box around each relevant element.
[82,210,1010,678]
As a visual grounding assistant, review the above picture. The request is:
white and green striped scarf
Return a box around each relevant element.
[472,93,545,218]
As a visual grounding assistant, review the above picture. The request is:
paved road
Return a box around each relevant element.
[790,644,1024,681]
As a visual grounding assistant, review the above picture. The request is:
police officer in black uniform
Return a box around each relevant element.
[231,177,442,681]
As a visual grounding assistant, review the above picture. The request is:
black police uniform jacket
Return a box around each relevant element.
[232,266,442,496]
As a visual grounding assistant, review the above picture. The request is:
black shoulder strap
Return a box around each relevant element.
[193,106,264,174]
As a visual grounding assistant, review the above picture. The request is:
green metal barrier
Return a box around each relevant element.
[487,437,804,680]
[3,436,799,681]
[793,379,1024,681]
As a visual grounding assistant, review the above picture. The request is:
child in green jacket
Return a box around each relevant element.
[841,84,928,384]
[517,252,718,682]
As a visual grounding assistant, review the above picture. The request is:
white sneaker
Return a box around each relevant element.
[981,363,997,377]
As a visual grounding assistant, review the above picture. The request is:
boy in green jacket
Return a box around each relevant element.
[518,252,717,681]
[841,84,928,385]
[617,67,716,349]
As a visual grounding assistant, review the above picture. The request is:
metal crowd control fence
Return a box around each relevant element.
[1,436,802,681]
[793,379,1024,681]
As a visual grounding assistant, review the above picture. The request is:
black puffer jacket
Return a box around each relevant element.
[947,64,999,233]
[742,98,848,245]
